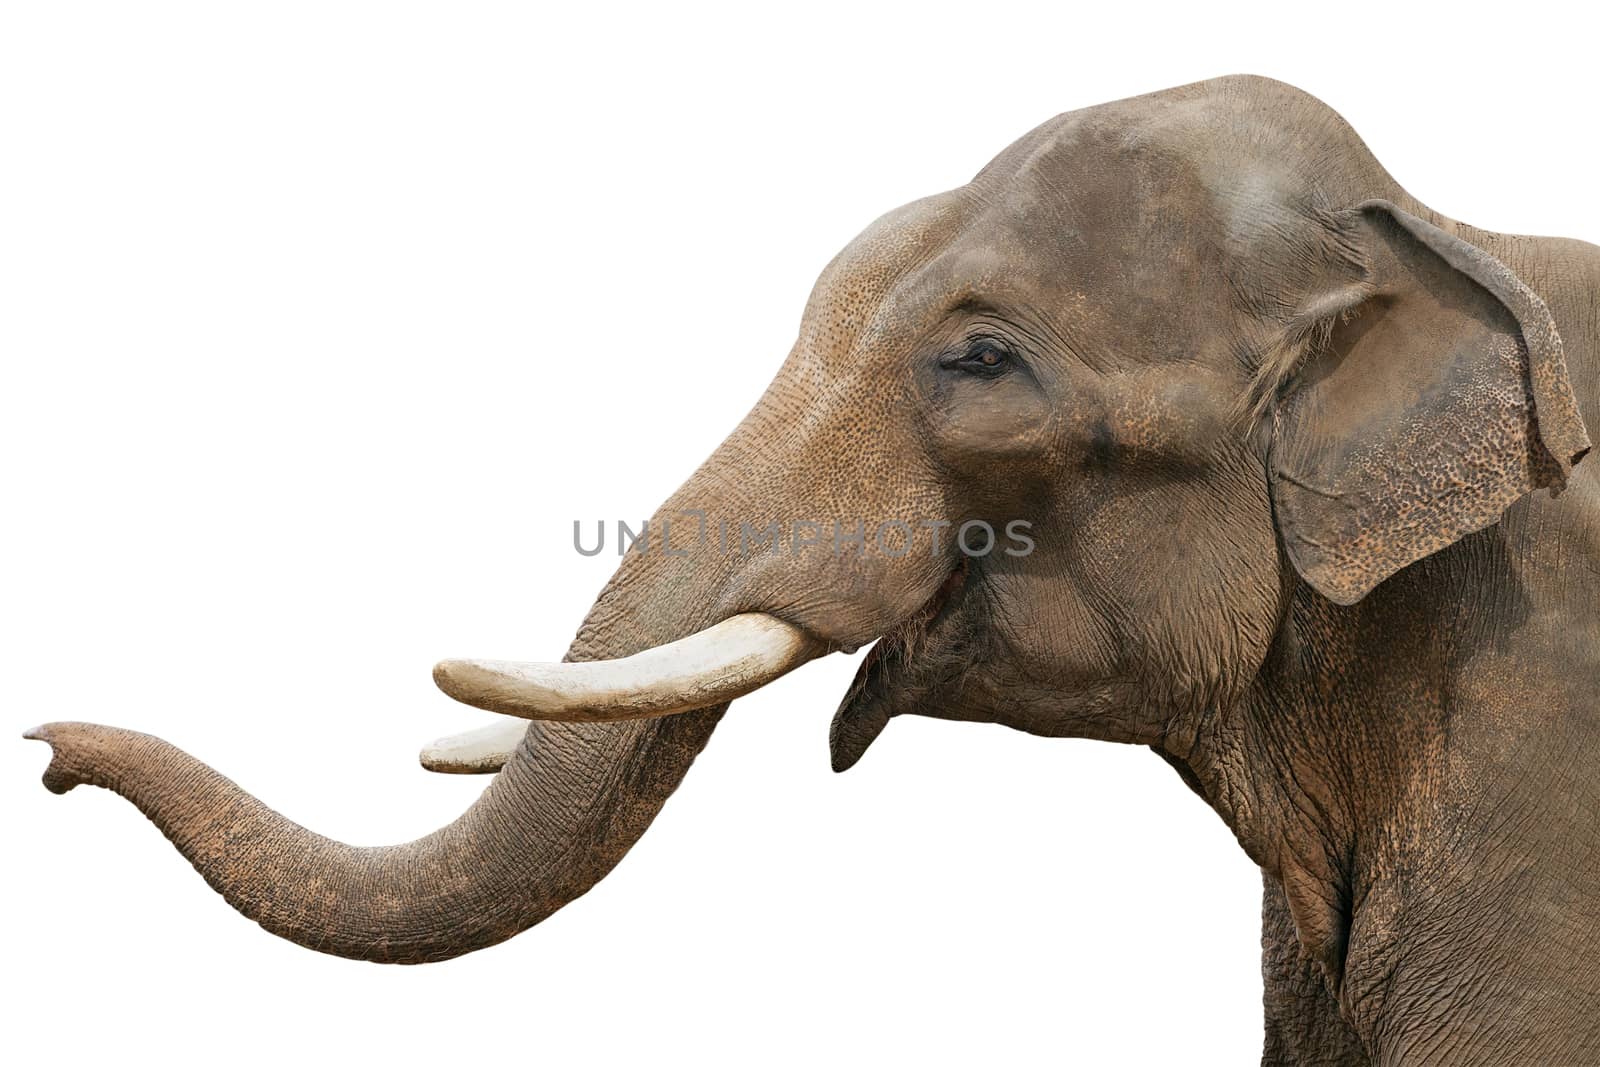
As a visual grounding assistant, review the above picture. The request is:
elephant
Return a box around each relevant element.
[24,75,1599,1065]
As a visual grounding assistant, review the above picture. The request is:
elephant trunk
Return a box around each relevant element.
[25,560,731,963]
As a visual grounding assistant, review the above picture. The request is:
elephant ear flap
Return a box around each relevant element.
[1268,199,1591,606]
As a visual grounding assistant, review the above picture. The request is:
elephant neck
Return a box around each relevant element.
[1161,581,1446,979]
[1163,540,1600,1058]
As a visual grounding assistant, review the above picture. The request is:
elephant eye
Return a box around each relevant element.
[952,341,1012,376]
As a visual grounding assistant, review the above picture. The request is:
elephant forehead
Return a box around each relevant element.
[803,191,976,339]
[796,78,1385,376]
[802,201,1081,358]
[850,152,1232,348]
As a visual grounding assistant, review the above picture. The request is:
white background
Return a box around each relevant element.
[3,3,1595,1064]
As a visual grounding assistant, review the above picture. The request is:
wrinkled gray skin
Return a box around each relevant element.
[27,77,1599,1064]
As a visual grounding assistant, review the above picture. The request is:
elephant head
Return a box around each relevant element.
[26,74,1590,964]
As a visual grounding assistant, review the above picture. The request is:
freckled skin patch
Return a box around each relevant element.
[25,75,1599,1065]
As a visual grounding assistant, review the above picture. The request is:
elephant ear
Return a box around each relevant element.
[1267,199,1591,606]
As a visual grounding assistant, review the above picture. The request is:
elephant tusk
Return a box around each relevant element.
[433,613,825,722]
[419,718,529,774]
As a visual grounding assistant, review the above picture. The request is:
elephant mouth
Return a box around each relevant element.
[829,556,973,770]
[861,556,972,675]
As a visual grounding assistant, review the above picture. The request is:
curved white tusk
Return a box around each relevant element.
[433,613,823,722]
[419,719,529,774]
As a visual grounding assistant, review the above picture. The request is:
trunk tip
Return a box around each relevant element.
[24,720,99,794]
